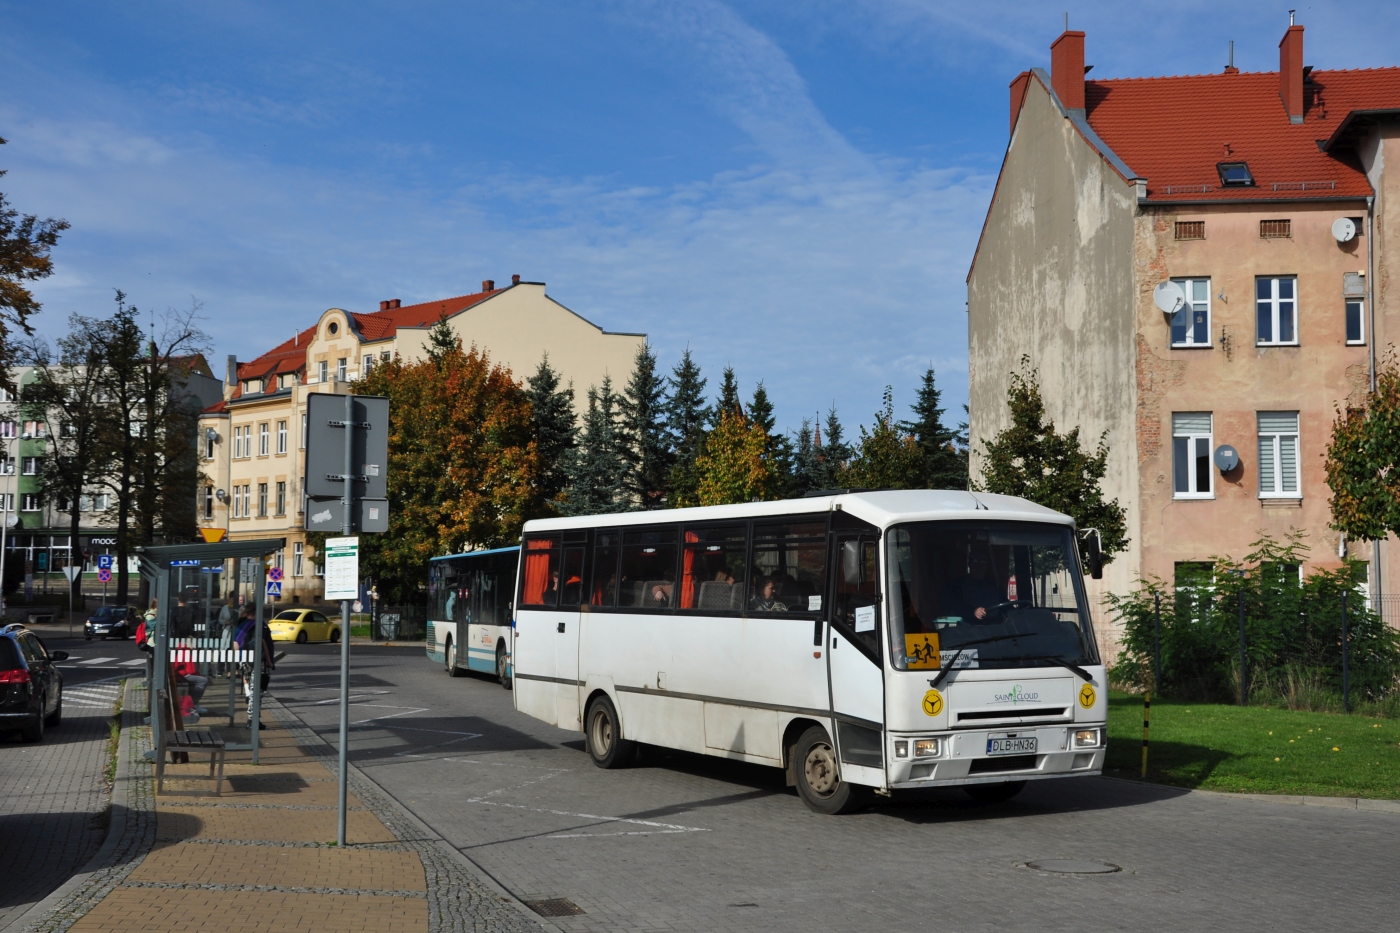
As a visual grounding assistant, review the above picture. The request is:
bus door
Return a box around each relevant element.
[828,528,886,785]
[554,539,586,730]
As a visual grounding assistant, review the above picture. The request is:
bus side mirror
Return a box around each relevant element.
[841,541,862,586]
[1083,530,1103,580]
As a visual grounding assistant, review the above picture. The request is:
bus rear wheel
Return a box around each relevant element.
[792,726,868,815]
[963,781,1026,804]
[445,638,463,677]
[585,695,634,769]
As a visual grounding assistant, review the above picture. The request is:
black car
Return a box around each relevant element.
[0,623,67,742]
[85,605,140,640]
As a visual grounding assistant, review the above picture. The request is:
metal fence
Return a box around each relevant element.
[371,604,426,642]
[1377,594,1400,630]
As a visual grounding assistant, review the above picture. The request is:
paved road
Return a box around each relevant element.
[0,630,135,930]
[270,644,1398,933]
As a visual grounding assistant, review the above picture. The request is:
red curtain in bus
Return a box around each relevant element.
[680,530,699,608]
[522,537,555,605]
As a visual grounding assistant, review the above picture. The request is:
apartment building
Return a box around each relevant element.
[200,278,646,604]
[967,21,1400,654]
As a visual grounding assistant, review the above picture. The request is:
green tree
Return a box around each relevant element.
[748,380,793,494]
[326,343,542,601]
[691,408,782,506]
[841,387,924,490]
[713,365,741,424]
[975,357,1128,563]
[22,316,111,604]
[1,137,69,381]
[1325,355,1400,543]
[813,406,852,489]
[665,349,709,507]
[564,377,628,515]
[790,418,822,494]
[525,353,576,509]
[899,366,968,489]
[618,343,671,509]
[91,293,147,603]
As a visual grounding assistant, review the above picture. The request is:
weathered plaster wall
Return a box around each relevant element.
[967,77,1139,658]
[1133,201,1372,587]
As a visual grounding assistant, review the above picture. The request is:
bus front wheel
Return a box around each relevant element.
[445,638,463,677]
[585,695,634,769]
[792,726,868,815]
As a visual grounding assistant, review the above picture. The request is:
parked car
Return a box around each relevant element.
[0,623,66,742]
[268,609,341,644]
[84,605,141,640]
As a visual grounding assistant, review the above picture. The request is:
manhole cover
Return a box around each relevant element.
[1025,859,1121,874]
[523,898,586,917]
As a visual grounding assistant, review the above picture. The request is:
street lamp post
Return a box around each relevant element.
[0,433,20,614]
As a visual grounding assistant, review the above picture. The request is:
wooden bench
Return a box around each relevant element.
[155,687,226,796]
[26,611,55,625]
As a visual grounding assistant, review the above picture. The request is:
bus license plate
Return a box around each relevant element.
[987,735,1037,756]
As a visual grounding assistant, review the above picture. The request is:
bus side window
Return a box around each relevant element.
[560,547,584,607]
[520,536,561,608]
[832,536,881,659]
[591,531,620,607]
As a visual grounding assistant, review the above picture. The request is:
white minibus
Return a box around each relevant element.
[427,546,518,686]
[511,490,1107,813]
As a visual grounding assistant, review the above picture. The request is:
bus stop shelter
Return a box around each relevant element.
[138,538,285,763]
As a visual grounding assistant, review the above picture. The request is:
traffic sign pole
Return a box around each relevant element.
[338,392,352,848]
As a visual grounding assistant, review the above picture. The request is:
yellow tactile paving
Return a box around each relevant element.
[66,887,426,933]
[157,776,367,808]
[128,841,426,891]
[156,805,397,845]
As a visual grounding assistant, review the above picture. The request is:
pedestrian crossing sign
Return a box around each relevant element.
[266,581,282,598]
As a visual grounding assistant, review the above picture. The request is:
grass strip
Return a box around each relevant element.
[1106,691,1400,798]
[103,679,126,788]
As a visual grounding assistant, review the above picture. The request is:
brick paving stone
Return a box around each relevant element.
[0,678,122,930]
[64,887,425,933]
[128,842,426,891]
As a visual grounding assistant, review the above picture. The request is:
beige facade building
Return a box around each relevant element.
[967,23,1400,657]
[199,278,645,604]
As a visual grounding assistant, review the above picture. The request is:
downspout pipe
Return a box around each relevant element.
[1366,195,1383,604]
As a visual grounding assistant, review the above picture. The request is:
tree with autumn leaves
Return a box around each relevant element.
[318,319,545,601]
[1326,355,1400,546]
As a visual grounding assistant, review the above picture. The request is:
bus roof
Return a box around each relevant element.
[521,490,1073,534]
[429,545,521,563]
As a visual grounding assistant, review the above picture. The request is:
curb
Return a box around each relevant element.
[348,639,427,648]
[4,680,156,933]
[264,694,558,933]
[1102,775,1400,813]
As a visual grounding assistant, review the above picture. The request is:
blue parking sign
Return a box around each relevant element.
[97,554,113,570]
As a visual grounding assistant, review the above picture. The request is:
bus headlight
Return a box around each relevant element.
[894,740,909,759]
[1074,729,1102,748]
[913,738,942,759]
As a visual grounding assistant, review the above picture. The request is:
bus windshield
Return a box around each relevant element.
[885,521,1098,672]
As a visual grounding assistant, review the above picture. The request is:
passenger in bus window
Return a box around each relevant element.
[750,576,788,612]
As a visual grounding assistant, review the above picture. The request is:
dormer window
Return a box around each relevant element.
[328,321,339,335]
[1217,162,1254,187]
[243,379,261,394]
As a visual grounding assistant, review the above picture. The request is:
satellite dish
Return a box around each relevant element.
[1214,444,1240,472]
[1153,280,1186,314]
[1332,217,1356,243]
[215,488,227,502]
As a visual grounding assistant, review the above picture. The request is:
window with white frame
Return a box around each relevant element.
[336,358,347,381]
[21,457,39,476]
[205,430,216,460]
[300,413,307,449]
[1258,411,1300,498]
[23,420,45,437]
[204,485,214,519]
[1346,299,1365,345]
[275,481,286,516]
[0,421,14,438]
[258,423,269,456]
[1256,276,1298,345]
[1172,412,1214,498]
[257,482,268,517]
[1170,278,1212,347]
[362,354,374,377]
[20,493,40,511]
[0,493,14,512]
[0,457,10,476]
[94,493,110,512]
[293,542,304,576]
[318,360,328,384]
[276,420,287,454]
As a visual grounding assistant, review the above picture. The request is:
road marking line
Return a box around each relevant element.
[120,659,148,666]
[464,798,708,836]
[349,704,429,725]
[79,657,117,665]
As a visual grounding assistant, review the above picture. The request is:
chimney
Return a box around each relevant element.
[1050,30,1086,112]
[390,298,401,309]
[482,279,495,292]
[511,274,521,285]
[1224,39,1238,74]
[1009,71,1031,135]
[1279,23,1304,123]
[226,354,238,388]
[379,300,389,311]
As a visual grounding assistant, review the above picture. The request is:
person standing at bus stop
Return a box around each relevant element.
[216,592,237,676]
[234,606,274,728]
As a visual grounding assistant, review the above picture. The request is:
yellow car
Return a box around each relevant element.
[269,609,342,644]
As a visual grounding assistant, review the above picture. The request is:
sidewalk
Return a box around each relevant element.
[8,681,545,933]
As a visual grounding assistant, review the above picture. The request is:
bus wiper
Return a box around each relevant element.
[1017,655,1094,683]
[926,633,1026,690]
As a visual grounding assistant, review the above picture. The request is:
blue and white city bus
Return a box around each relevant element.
[426,547,518,686]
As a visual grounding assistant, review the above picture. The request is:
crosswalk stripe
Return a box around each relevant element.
[119,659,148,666]
[79,657,117,665]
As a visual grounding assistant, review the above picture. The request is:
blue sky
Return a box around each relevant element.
[3,1,1397,441]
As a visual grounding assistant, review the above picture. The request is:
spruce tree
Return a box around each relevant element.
[749,381,793,496]
[564,377,626,516]
[816,406,852,488]
[665,349,709,507]
[525,353,576,509]
[790,418,822,494]
[618,343,671,509]
[899,366,968,489]
[714,365,741,424]
[425,310,459,363]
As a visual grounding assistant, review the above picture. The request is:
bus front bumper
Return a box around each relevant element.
[885,725,1106,788]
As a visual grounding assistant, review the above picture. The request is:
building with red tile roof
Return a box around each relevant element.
[199,278,645,604]
[968,21,1400,658]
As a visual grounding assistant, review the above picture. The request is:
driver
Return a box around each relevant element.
[942,544,1004,622]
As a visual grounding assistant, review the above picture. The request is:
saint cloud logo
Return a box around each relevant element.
[992,684,1040,704]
